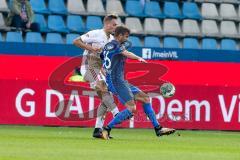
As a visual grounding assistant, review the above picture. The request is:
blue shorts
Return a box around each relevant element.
[106,79,141,105]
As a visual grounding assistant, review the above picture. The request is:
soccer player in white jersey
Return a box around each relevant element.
[73,14,119,138]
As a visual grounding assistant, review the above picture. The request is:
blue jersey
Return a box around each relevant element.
[102,40,126,83]
[101,40,141,105]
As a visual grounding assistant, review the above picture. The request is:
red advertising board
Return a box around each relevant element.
[1,54,240,130]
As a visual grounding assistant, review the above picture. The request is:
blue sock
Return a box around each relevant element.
[143,103,159,128]
[108,109,133,128]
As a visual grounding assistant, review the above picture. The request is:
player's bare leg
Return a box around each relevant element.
[134,92,176,137]
[93,81,119,139]
[93,103,107,138]
[102,100,136,140]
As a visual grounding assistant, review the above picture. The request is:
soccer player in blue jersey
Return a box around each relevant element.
[101,26,176,139]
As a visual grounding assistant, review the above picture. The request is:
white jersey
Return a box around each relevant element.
[77,29,114,86]
[81,29,114,51]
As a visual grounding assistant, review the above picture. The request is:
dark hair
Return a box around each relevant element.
[103,14,118,23]
[114,26,130,37]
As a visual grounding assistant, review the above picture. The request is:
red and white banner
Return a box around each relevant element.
[1,54,240,130]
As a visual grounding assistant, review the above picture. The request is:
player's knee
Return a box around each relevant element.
[102,92,117,110]
[95,81,108,93]
[128,106,136,113]
[139,95,150,103]
[143,96,150,103]
[126,101,137,113]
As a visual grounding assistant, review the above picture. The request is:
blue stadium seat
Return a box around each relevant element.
[202,38,218,50]
[8,0,13,7]
[34,14,50,32]
[163,37,180,48]
[0,33,2,41]
[26,32,43,43]
[66,34,80,44]
[144,36,161,48]
[125,0,145,17]
[6,32,23,42]
[183,38,199,49]
[86,16,103,31]
[30,0,50,14]
[46,33,64,44]
[48,0,68,15]
[67,15,85,33]
[48,15,69,33]
[163,2,183,19]
[144,1,164,19]
[128,36,142,47]
[182,2,201,20]
[221,39,237,50]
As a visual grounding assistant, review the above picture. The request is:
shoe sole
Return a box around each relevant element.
[92,132,103,139]
[102,130,109,140]
[159,129,176,136]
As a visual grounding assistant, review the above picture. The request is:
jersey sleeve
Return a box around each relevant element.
[104,41,123,55]
[79,30,99,44]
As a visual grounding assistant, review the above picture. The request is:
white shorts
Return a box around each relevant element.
[81,65,106,89]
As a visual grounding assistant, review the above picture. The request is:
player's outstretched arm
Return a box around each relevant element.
[73,38,101,54]
[122,50,147,63]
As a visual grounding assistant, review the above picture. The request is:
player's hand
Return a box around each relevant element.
[138,57,147,63]
[91,46,102,54]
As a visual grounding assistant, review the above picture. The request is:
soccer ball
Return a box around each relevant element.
[160,82,176,98]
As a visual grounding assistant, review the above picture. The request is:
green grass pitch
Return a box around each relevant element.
[0,125,239,160]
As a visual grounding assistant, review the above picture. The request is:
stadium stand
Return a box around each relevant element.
[0,0,9,12]
[163,19,182,36]
[220,21,239,39]
[86,16,103,31]
[67,0,86,15]
[221,39,238,50]
[201,3,220,20]
[144,36,161,48]
[163,37,180,48]
[182,19,201,37]
[66,33,80,44]
[0,0,239,50]
[48,15,69,33]
[128,36,142,47]
[25,32,44,43]
[6,32,23,42]
[0,13,7,30]
[201,20,219,38]
[183,38,200,49]
[125,17,143,34]
[182,2,202,20]
[144,1,164,18]
[34,14,49,32]
[48,0,68,15]
[87,0,105,16]
[125,0,145,17]
[67,15,85,33]
[0,32,2,41]
[220,3,239,21]
[30,0,50,14]
[163,2,183,19]
[144,18,162,35]
[46,33,64,44]
[106,0,126,16]
[202,38,218,50]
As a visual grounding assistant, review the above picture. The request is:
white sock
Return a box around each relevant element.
[95,117,104,129]
[111,107,119,117]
